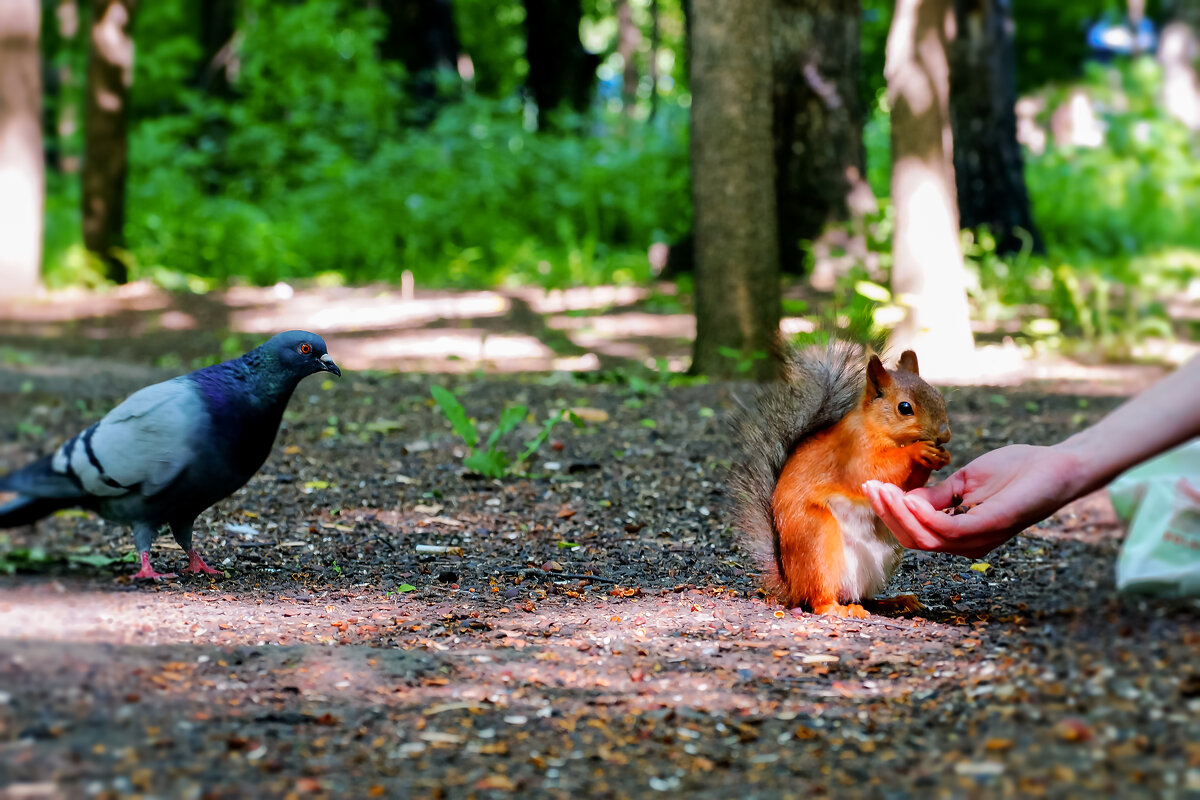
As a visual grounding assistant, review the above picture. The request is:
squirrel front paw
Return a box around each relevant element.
[913,441,951,470]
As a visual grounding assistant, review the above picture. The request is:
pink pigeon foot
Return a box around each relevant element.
[183,549,223,576]
[131,552,176,580]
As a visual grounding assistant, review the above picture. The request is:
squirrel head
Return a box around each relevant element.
[862,351,951,446]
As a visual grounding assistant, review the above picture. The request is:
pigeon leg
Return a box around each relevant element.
[130,524,175,580]
[171,520,223,576]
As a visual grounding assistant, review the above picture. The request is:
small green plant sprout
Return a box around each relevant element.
[717,346,768,375]
[430,386,582,479]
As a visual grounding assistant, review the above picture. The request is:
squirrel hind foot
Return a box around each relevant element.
[811,602,869,619]
[865,594,924,615]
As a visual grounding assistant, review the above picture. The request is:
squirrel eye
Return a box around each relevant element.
[898,401,914,416]
[299,343,312,355]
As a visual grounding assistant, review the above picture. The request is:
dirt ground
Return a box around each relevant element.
[0,291,1198,799]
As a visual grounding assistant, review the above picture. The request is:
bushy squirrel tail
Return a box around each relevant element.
[729,339,867,598]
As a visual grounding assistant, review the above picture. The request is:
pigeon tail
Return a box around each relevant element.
[0,454,88,499]
[0,495,73,528]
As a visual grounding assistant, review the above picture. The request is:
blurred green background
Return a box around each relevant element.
[18,0,1200,358]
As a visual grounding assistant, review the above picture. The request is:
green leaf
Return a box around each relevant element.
[396,583,417,593]
[557,540,579,549]
[431,385,478,448]
[496,404,527,437]
[464,449,510,478]
[67,553,121,568]
[516,410,566,467]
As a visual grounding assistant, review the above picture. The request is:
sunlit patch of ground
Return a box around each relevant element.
[1,282,1195,388]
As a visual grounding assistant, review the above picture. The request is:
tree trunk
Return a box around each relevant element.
[378,0,460,114]
[886,0,974,367]
[1160,1,1200,130]
[771,0,869,275]
[83,0,136,285]
[52,0,81,174]
[615,0,641,113]
[948,0,1042,255]
[196,0,237,97]
[0,0,43,299]
[522,0,599,117]
[689,0,780,380]
[648,0,659,120]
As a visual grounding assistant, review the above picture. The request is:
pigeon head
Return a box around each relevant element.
[261,331,341,379]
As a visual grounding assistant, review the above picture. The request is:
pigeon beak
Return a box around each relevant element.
[319,353,341,377]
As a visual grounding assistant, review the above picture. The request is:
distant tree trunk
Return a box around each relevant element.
[196,0,237,97]
[615,0,641,113]
[648,0,660,120]
[83,0,136,285]
[1160,1,1200,130]
[522,0,599,117]
[52,0,81,174]
[690,0,780,380]
[0,0,43,299]
[949,0,1042,255]
[771,0,869,275]
[377,0,460,114]
[886,0,974,365]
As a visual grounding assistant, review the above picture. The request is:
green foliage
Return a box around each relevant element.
[431,386,581,478]
[42,0,692,291]
[454,0,528,98]
[716,347,767,376]
[0,543,137,575]
[857,56,1197,355]
[1025,60,1200,257]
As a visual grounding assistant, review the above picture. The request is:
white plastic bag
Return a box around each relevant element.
[1110,438,1200,597]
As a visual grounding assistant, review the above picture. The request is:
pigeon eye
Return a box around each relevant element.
[898,402,914,416]
[299,343,313,355]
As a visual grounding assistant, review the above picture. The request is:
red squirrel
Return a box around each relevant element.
[732,342,951,618]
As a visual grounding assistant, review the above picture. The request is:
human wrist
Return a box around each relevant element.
[1051,432,1111,502]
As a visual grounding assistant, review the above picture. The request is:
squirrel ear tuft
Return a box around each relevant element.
[865,354,891,397]
[897,350,919,375]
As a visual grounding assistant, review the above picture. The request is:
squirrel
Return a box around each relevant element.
[731,341,952,618]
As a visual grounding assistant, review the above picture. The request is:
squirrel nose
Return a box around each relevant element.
[936,424,951,446]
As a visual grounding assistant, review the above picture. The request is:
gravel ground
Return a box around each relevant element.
[1,363,1198,799]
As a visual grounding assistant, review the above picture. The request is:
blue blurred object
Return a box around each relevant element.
[1086,14,1158,58]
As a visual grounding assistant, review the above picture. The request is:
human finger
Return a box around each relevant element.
[907,471,966,511]
[867,481,947,551]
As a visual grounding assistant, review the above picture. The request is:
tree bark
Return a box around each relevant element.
[948,0,1042,255]
[771,0,869,275]
[0,0,43,298]
[522,0,599,117]
[886,0,974,367]
[689,0,780,380]
[83,0,136,284]
[1160,1,1200,131]
[648,0,660,120]
[51,0,81,174]
[377,0,460,113]
[615,0,641,113]
[196,0,237,97]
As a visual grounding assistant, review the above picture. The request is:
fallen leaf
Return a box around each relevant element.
[569,407,609,424]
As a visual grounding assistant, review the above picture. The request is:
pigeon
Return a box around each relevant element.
[0,330,341,580]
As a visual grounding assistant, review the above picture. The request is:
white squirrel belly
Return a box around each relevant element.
[827,496,902,602]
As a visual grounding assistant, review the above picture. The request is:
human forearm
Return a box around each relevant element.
[1054,354,1200,499]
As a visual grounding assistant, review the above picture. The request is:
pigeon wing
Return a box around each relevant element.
[49,378,205,498]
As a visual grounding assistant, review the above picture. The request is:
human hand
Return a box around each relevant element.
[862,444,1086,559]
